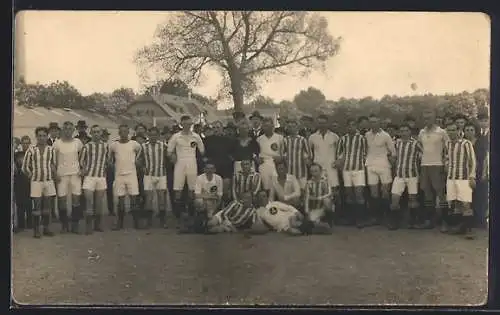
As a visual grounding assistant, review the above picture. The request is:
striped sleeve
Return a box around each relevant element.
[231,173,238,200]
[304,181,310,212]
[302,137,312,159]
[252,173,262,195]
[320,180,331,199]
[336,136,344,158]
[21,148,32,175]
[465,141,476,178]
[79,144,88,169]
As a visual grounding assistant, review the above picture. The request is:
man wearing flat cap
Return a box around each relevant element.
[47,122,60,146]
[75,120,91,144]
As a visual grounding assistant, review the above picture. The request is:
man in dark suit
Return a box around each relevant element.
[75,120,91,144]
[47,122,60,145]
[475,113,489,228]
[102,128,115,216]
[249,111,264,139]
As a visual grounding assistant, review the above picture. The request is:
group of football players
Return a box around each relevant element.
[12,109,489,239]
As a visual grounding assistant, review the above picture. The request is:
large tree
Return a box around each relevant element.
[135,11,341,112]
[293,86,326,113]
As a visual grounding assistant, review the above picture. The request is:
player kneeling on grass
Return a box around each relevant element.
[303,163,333,234]
[444,122,476,239]
[140,127,169,229]
[80,125,109,234]
[388,124,422,230]
[191,160,224,233]
[21,127,57,238]
[207,191,257,233]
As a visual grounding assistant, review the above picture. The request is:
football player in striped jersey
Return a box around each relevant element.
[207,191,257,233]
[304,163,333,234]
[80,125,109,234]
[232,159,262,201]
[21,127,57,238]
[445,122,477,239]
[282,119,311,191]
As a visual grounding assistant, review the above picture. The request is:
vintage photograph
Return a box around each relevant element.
[12,11,490,305]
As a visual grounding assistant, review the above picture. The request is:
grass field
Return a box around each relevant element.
[12,215,488,306]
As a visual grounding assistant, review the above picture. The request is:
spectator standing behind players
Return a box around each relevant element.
[308,114,341,215]
[53,121,84,234]
[269,160,301,208]
[417,109,449,230]
[249,111,264,139]
[364,114,396,225]
[79,125,109,234]
[336,118,368,227]
[256,117,285,191]
[474,113,489,228]
[101,128,115,216]
[21,127,57,238]
[14,136,33,230]
[282,119,311,192]
[47,122,60,146]
[167,115,206,230]
[75,120,91,144]
[444,122,476,239]
[139,127,169,229]
[133,133,147,213]
[230,120,259,174]
[109,125,142,230]
[389,124,423,230]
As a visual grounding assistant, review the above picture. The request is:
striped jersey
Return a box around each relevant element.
[79,141,109,178]
[304,178,331,210]
[446,139,476,180]
[21,145,56,182]
[394,139,422,178]
[283,135,311,179]
[141,141,167,176]
[232,171,262,200]
[337,132,367,171]
[220,200,256,229]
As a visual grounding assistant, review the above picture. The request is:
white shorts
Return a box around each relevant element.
[319,162,339,188]
[173,158,198,191]
[446,180,473,203]
[57,174,82,197]
[366,166,393,186]
[259,160,277,190]
[114,173,139,197]
[343,170,366,187]
[391,177,419,195]
[82,176,107,192]
[144,175,167,191]
[31,180,57,198]
[308,208,326,224]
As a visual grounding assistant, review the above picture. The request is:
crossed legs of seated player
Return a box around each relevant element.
[83,177,107,234]
[57,175,82,234]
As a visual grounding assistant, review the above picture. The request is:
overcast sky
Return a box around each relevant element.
[15,11,490,107]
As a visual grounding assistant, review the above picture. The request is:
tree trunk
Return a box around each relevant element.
[229,71,244,113]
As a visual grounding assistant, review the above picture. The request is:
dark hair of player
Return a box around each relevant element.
[135,123,147,131]
[180,115,191,122]
[148,126,160,134]
[454,113,468,121]
[35,126,49,136]
[63,121,74,127]
[118,124,129,129]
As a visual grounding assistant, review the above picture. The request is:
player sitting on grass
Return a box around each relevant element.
[303,163,333,234]
[207,191,258,233]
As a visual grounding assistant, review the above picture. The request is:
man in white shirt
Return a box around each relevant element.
[364,114,396,224]
[417,109,449,229]
[192,160,223,233]
[269,160,301,208]
[256,117,284,191]
[167,115,206,226]
[53,121,84,233]
[308,114,340,212]
[109,124,142,230]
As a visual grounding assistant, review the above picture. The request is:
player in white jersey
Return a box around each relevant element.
[109,124,142,230]
[254,190,305,235]
[256,117,284,190]
[53,121,84,233]
[80,125,109,234]
[139,127,169,229]
[308,114,340,212]
[167,115,205,225]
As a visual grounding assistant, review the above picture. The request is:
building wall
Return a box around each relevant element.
[127,102,171,118]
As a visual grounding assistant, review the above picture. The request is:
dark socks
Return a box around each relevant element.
[94,215,103,231]
[42,214,53,236]
[33,215,41,238]
[59,209,69,232]
[71,206,80,234]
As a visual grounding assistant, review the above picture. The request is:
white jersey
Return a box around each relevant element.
[257,133,284,160]
[167,131,205,160]
[308,130,340,164]
[109,140,141,176]
[53,138,83,176]
[256,201,300,232]
[194,173,223,197]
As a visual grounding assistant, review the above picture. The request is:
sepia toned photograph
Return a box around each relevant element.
[12,11,490,306]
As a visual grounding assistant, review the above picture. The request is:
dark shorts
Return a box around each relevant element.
[420,165,445,198]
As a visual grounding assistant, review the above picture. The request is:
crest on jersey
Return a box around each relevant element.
[210,186,218,193]
[269,207,278,215]
[190,141,197,148]
[270,143,278,151]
